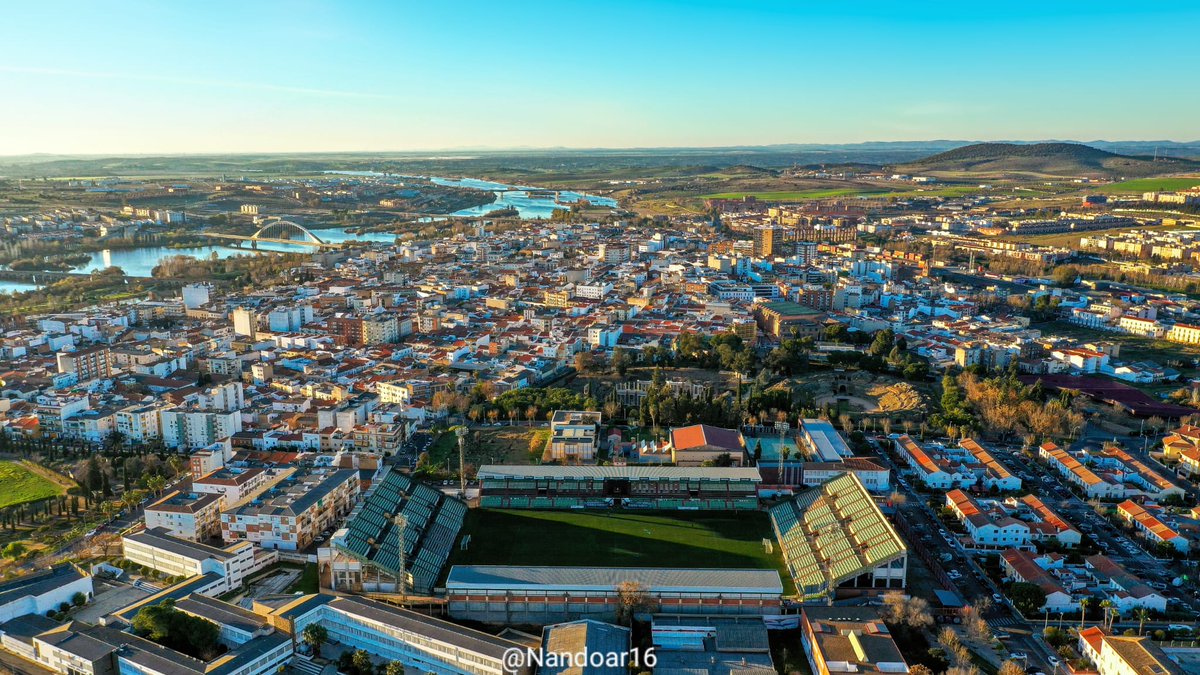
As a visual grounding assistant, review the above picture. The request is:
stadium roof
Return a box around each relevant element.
[446,566,783,595]
[768,473,906,600]
[477,465,762,481]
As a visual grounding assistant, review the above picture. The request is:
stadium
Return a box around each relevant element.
[321,464,906,619]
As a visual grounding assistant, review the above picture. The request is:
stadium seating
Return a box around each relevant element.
[333,469,468,595]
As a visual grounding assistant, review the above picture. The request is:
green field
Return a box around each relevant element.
[700,188,886,200]
[1098,177,1200,194]
[701,185,983,201]
[450,508,793,593]
[0,461,69,509]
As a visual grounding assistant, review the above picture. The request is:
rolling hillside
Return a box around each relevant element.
[898,142,1199,178]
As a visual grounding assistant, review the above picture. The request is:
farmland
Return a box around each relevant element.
[1098,177,1200,194]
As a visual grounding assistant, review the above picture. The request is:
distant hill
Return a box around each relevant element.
[898,142,1200,178]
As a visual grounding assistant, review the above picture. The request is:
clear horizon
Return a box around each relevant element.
[2,0,1198,155]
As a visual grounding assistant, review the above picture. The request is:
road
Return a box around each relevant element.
[870,431,1192,675]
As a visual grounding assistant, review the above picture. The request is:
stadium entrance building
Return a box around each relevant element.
[476,465,761,510]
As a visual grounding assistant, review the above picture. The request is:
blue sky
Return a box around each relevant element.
[1,0,1197,154]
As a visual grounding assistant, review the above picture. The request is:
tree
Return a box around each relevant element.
[146,474,167,497]
[302,622,329,658]
[132,600,221,661]
[880,591,934,629]
[1052,265,1079,288]
[2,541,26,559]
[612,348,631,377]
[71,592,86,607]
[351,649,374,675]
[1100,599,1116,630]
[999,662,1025,675]
[615,580,656,625]
[1008,582,1046,616]
[1135,607,1150,635]
[385,663,405,675]
[574,351,595,373]
[908,666,934,675]
[963,603,992,643]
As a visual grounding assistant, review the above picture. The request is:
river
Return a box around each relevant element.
[0,280,38,295]
[4,174,613,285]
[324,172,617,219]
[65,227,400,277]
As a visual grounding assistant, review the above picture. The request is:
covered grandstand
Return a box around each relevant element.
[769,473,907,601]
[326,470,466,595]
[476,465,761,510]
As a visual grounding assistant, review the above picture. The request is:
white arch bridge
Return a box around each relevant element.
[203,220,343,250]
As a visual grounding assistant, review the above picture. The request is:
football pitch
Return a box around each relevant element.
[449,508,793,594]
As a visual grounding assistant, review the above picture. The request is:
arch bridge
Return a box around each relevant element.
[203,220,342,249]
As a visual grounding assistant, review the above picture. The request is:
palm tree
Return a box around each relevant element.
[146,475,167,497]
[1079,597,1090,629]
[526,406,539,427]
[1099,600,1115,630]
[167,455,185,478]
[1135,607,1150,635]
[121,489,145,513]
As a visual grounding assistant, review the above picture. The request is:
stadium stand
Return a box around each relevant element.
[769,473,907,601]
[477,465,761,510]
[331,470,466,595]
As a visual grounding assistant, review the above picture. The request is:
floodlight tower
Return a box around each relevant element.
[456,426,468,496]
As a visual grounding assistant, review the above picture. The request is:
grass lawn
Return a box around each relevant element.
[450,509,793,594]
[426,431,458,468]
[1098,177,1200,194]
[287,563,320,594]
[0,461,69,509]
